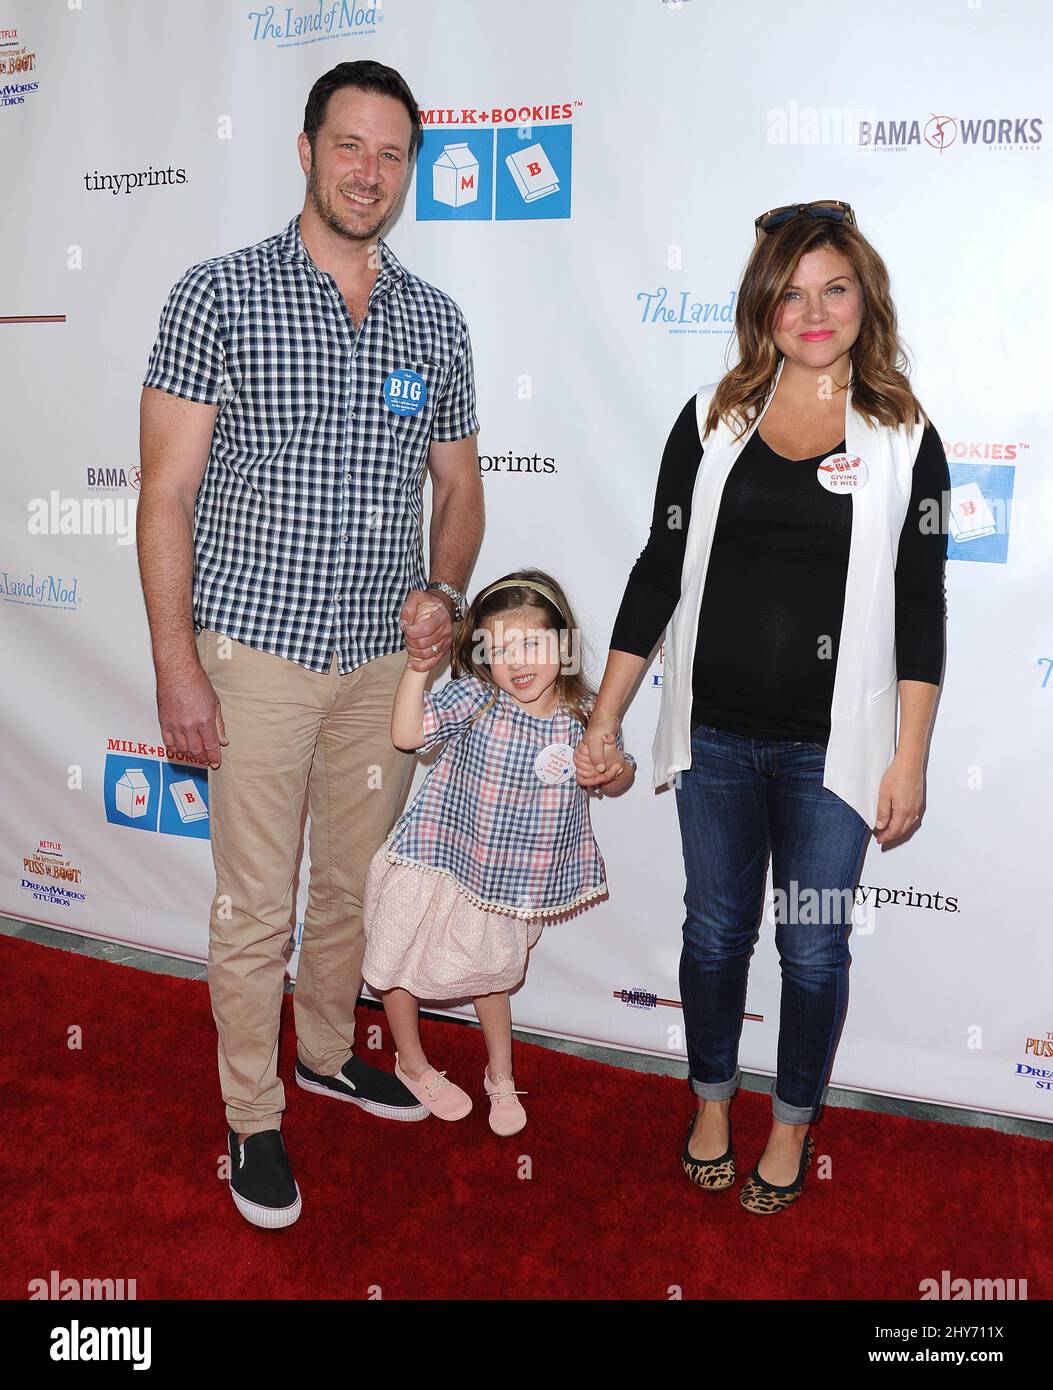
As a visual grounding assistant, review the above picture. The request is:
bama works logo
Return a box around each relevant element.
[859,113,1042,153]
[416,102,579,222]
[103,742,210,840]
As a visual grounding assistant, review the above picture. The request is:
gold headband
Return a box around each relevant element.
[474,578,568,625]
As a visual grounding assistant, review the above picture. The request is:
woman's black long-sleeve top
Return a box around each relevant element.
[609,396,949,745]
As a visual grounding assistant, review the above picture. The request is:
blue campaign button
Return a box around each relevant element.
[383,368,427,417]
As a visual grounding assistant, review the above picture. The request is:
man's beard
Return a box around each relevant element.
[307,165,387,243]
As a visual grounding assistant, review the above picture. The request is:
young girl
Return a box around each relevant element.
[362,569,635,1135]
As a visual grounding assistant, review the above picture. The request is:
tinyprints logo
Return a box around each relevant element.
[247,1,381,48]
[479,449,555,477]
[83,166,187,196]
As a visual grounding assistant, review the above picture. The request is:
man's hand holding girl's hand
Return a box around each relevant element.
[576,713,633,796]
[400,591,454,673]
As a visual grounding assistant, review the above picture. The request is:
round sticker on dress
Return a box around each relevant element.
[534,743,575,786]
[817,452,869,492]
[383,369,427,417]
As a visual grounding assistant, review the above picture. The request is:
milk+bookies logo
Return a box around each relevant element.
[103,738,210,840]
[415,100,578,222]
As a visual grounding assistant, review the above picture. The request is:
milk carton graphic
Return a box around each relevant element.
[505,141,559,202]
[115,768,151,820]
[169,777,209,824]
[433,143,479,208]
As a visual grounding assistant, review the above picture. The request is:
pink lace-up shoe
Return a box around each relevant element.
[394,1052,472,1120]
[483,1068,527,1136]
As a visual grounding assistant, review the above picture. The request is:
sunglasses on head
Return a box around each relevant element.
[754,200,856,237]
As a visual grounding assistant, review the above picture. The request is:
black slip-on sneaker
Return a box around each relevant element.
[294,1054,428,1121]
[227,1129,302,1229]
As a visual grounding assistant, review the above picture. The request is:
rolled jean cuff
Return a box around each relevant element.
[690,1067,740,1102]
[772,1090,817,1125]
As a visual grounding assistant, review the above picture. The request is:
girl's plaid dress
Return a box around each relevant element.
[361,675,635,999]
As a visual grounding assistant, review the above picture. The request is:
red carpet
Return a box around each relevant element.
[2,933,1048,1300]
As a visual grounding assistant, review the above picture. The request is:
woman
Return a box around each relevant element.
[578,201,948,1213]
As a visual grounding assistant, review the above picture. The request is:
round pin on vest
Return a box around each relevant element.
[817,452,869,493]
[534,743,575,786]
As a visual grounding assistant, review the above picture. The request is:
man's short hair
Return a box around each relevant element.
[303,60,421,157]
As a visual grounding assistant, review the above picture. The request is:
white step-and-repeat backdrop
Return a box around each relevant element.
[3,0,1051,1121]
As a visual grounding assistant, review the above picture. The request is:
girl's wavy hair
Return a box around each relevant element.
[449,568,596,729]
[704,216,925,441]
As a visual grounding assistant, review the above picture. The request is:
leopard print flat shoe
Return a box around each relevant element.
[680,1110,735,1192]
[739,1135,816,1214]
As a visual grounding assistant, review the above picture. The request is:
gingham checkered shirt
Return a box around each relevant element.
[142,214,479,673]
[384,676,637,918]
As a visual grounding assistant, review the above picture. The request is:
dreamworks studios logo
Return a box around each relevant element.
[21,838,87,912]
[0,25,39,108]
[1014,1029,1053,1094]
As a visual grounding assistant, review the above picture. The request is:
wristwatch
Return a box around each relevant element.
[425,579,467,623]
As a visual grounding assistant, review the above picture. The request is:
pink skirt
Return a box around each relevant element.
[362,841,546,1000]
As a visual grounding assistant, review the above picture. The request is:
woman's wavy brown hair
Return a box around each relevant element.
[449,567,597,729]
[704,215,924,440]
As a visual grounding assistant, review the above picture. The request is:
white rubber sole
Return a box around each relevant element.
[294,1069,429,1122]
[230,1180,302,1230]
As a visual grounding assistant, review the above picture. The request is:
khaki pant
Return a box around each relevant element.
[196,629,416,1135]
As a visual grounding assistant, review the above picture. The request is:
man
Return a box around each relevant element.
[137,61,484,1229]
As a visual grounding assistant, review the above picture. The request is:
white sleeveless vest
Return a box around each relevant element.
[651,359,925,829]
